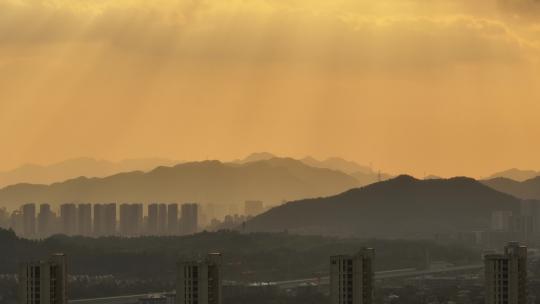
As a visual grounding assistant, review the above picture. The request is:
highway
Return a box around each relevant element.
[69,264,484,304]
[69,293,170,304]
[270,264,484,289]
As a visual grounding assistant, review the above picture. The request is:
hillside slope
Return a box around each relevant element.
[0,158,359,209]
[482,176,540,200]
[245,176,522,238]
[0,158,178,188]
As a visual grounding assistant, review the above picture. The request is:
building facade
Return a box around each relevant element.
[60,204,77,236]
[330,248,375,304]
[94,203,117,236]
[167,204,179,235]
[18,253,67,304]
[181,203,198,235]
[157,204,167,235]
[77,204,92,236]
[485,242,527,304]
[22,204,36,238]
[177,253,222,304]
[120,203,143,236]
[38,204,55,238]
[147,204,159,235]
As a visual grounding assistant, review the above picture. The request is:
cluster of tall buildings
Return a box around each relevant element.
[18,242,529,304]
[8,202,199,238]
[490,201,540,243]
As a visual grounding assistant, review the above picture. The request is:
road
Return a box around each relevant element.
[69,293,170,304]
[69,264,484,304]
[270,264,484,289]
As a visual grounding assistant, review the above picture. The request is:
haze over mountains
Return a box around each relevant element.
[235,152,391,185]
[2,152,538,225]
[245,176,523,238]
[0,158,179,188]
[0,158,359,210]
[485,168,540,182]
[482,177,540,201]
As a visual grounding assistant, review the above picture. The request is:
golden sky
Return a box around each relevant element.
[1,0,539,177]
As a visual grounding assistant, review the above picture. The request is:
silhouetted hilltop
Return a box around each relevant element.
[0,158,359,210]
[424,175,443,180]
[482,176,540,200]
[301,156,372,175]
[485,168,540,182]
[235,153,389,186]
[245,175,522,238]
[234,152,278,164]
[0,157,179,188]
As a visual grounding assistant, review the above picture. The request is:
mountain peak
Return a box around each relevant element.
[236,152,277,164]
[486,168,540,182]
[392,174,418,182]
[245,174,522,238]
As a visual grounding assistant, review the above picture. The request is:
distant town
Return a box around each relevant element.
[0,201,264,238]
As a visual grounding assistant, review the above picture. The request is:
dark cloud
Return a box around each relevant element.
[0,0,536,70]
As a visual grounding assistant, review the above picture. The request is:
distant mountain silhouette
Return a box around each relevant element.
[300,156,372,175]
[485,168,540,182]
[350,171,392,186]
[0,158,359,210]
[482,176,540,200]
[424,175,443,180]
[234,152,278,164]
[236,153,388,186]
[0,158,179,188]
[244,176,522,238]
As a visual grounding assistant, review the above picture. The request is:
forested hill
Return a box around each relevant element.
[245,175,523,238]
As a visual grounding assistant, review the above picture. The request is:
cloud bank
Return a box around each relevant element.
[0,0,539,177]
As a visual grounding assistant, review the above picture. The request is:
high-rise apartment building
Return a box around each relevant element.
[181,203,198,235]
[18,253,67,304]
[120,203,143,236]
[485,242,527,304]
[147,203,158,235]
[93,204,105,236]
[147,203,169,235]
[104,203,117,235]
[60,204,77,236]
[177,253,222,304]
[10,210,24,236]
[38,204,54,238]
[94,203,117,236]
[491,211,513,232]
[77,204,92,236]
[330,248,375,304]
[167,204,179,235]
[22,204,36,238]
[158,204,167,235]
